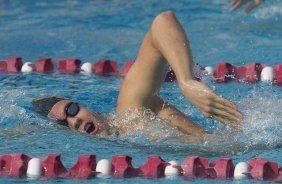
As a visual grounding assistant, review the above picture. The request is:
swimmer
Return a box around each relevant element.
[230,0,264,13]
[32,11,243,142]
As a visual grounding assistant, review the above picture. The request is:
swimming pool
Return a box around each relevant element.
[0,0,282,183]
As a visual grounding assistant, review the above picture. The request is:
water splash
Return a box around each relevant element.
[0,88,52,127]
[107,108,185,144]
[252,1,282,20]
[238,92,282,147]
[203,86,282,153]
[1,81,281,155]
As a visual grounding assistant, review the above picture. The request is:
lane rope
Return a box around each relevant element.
[0,153,281,180]
[0,57,280,84]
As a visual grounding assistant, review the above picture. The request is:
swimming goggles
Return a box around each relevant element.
[57,102,80,126]
[65,102,80,117]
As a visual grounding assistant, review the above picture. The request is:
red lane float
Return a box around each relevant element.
[111,155,137,177]
[34,58,54,73]
[207,157,234,179]
[213,62,266,83]
[0,153,281,181]
[138,155,168,178]
[69,155,96,179]
[272,64,282,85]
[41,154,68,178]
[249,158,279,180]
[93,59,119,76]
[235,63,265,83]
[213,62,235,83]
[58,58,81,73]
[0,154,31,177]
[0,57,23,73]
[181,156,208,178]
[1,56,282,84]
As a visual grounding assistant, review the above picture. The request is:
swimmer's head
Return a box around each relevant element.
[32,96,110,135]
[32,96,66,117]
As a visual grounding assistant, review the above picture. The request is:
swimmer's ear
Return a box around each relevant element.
[47,111,69,127]
[47,111,62,121]
[32,96,66,117]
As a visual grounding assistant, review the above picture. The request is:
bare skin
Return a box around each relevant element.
[230,0,263,13]
[47,11,242,142]
[117,11,242,136]
[48,100,110,136]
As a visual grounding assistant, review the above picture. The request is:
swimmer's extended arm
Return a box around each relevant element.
[117,11,242,135]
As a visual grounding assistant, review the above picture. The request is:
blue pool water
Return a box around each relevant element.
[0,0,282,183]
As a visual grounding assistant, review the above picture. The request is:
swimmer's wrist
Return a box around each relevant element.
[178,76,194,87]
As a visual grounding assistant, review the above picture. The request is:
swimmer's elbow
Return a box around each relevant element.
[152,11,177,28]
[155,11,176,21]
[151,11,178,46]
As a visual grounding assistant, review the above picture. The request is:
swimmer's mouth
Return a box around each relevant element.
[85,122,99,135]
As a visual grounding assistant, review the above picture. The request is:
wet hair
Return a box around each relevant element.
[32,96,66,117]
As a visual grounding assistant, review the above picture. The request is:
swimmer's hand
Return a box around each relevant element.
[180,80,243,129]
[230,0,263,13]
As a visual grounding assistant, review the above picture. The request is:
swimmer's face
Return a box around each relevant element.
[48,100,109,135]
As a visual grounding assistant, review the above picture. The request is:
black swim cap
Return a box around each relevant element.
[32,96,66,117]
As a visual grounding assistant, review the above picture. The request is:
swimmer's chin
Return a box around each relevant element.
[87,113,112,136]
[82,126,111,136]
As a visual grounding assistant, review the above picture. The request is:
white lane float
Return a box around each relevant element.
[26,158,42,178]
[96,159,112,177]
[21,62,35,73]
[164,160,180,178]
[261,66,274,82]
[80,62,93,74]
[234,162,250,179]
[205,66,214,75]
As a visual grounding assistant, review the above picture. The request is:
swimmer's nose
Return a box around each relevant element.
[84,122,99,135]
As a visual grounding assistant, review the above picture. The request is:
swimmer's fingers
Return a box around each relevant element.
[231,0,248,11]
[197,95,242,128]
[230,0,241,6]
[212,96,243,126]
[212,95,238,110]
[192,94,235,119]
[211,114,241,129]
[212,96,243,121]
[184,80,242,127]
[230,0,237,6]
[244,0,263,13]
[200,106,241,129]
[211,102,243,122]
[210,108,242,128]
